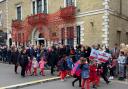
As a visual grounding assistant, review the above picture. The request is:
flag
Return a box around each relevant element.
[98,51,111,63]
[89,48,99,60]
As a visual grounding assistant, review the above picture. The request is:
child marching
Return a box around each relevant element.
[59,54,68,81]
[39,57,47,76]
[32,58,39,76]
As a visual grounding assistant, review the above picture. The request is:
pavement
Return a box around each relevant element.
[0,63,57,88]
[0,63,128,89]
[19,78,128,89]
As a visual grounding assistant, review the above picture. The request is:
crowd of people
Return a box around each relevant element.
[0,43,128,89]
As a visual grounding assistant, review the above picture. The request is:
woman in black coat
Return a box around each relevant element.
[100,62,110,84]
[47,48,58,75]
[19,49,29,77]
[11,48,19,74]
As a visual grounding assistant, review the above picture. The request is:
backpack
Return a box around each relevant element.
[71,62,82,77]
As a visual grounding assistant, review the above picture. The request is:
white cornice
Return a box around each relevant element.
[76,21,84,25]
[76,9,105,18]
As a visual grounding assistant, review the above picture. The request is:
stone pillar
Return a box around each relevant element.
[6,0,10,46]
[80,25,85,45]
[47,40,50,47]
[74,26,77,48]
[65,27,67,45]
[102,0,110,47]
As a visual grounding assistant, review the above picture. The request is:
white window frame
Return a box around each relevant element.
[46,0,49,13]
[31,0,48,14]
[31,0,37,14]
[36,0,42,13]
[43,0,48,13]
[16,4,22,20]
[42,0,44,13]
[64,0,76,7]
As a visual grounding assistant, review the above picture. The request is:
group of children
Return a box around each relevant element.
[58,53,128,89]
[57,55,104,89]
[10,49,126,89]
[71,57,102,89]
[25,57,46,76]
[8,43,127,89]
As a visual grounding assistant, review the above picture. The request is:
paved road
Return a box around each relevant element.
[20,78,128,89]
[0,63,128,89]
[0,63,57,87]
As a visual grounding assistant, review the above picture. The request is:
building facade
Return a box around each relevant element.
[0,0,8,45]
[109,0,128,47]
[4,0,128,48]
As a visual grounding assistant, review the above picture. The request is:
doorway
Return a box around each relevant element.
[38,33,45,47]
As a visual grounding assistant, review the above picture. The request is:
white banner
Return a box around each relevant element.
[89,49,111,63]
[89,48,98,60]
[98,51,111,62]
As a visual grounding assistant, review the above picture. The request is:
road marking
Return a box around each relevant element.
[0,77,60,89]
[0,77,127,89]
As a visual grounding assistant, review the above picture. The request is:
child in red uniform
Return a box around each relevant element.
[81,58,90,89]
[108,58,117,80]
[39,57,47,76]
[71,59,82,87]
[59,55,68,81]
[26,57,32,75]
[32,58,39,76]
[89,61,101,89]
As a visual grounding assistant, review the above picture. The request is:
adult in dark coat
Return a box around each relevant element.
[85,46,91,58]
[3,46,7,62]
[11,48,19,74]
[126,55,128,65]
[85,46,91,63]
[125,54,128,78]
[7,48,12,64]
[0,46,2,61]
[70,47,76,63]
[19,49,29,77]
[65,45,70,56]
[80,48,85,58]
[48,48,58,75]
[111,43,120,76]
[58,45,66,59]
[111,44,120,59]
[100,62,110,84]
[27,46,35,60]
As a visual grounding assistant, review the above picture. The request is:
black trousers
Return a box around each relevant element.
[124,65,126,78]
[109,67,116,76]
[21,65,26,77]
[14,64,18,73]
[101,71,109,83]
[72,75,81,87]
[51,65,55,75]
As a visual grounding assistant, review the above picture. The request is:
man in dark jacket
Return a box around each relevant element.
[126,55,128,78]
[48,48,58,75]
[11,48,19,74]
[27,46,35,60]
[3,46,7,62]
[19,49,28,77]
[7,48,12,64]
[101,62,110,84]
